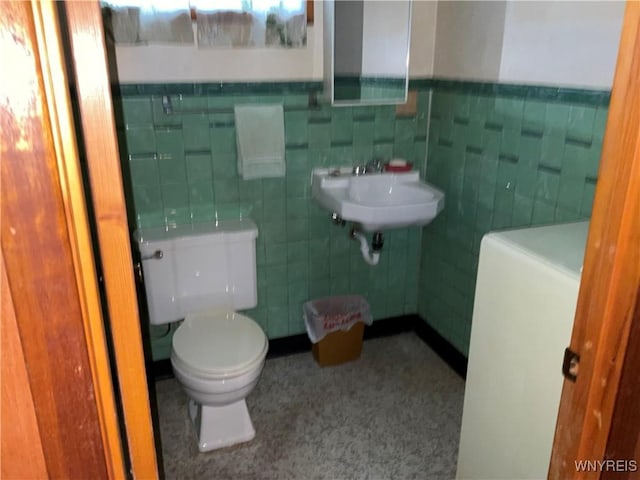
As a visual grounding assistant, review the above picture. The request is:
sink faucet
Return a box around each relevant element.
[365,158,383,173]
[353,158,384,176]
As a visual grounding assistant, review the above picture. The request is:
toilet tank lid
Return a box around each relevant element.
[133,219,257,248]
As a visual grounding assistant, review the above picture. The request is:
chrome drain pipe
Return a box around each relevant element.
[350,228,381,266]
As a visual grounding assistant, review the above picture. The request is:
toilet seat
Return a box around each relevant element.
[172,309,268,379]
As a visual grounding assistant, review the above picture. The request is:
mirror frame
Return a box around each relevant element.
[323,0,411,107]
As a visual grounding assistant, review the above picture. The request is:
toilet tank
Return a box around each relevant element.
[134,219,258,325]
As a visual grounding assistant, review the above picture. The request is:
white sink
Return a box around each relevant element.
[311,168,445,231]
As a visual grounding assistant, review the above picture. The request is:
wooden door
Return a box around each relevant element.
[1,1,157,478]
[549,2,640,478]
[1,253,49,479]
[1,2,121,477]
[62,1,159,477]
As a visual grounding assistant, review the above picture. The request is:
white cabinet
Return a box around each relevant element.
[457,222,589,480]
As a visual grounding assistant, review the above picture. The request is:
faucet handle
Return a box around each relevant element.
[352,165,366,176]
[365,158,383,173]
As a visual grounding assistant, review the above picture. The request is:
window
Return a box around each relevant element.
[102,0,307,47]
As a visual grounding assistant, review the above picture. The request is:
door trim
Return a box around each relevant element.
[1,3,116,477]
[549,2,640,478]
[30,2,127,477]
[63,2,159,478]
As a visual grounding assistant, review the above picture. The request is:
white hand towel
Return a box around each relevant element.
[234,104,286,180]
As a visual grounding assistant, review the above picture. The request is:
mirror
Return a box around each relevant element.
[323,0,411,106]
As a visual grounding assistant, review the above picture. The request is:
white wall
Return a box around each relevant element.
[498,1,625,89]
[432,0,624,89]
[433,1,507,82]
[110,0,623,87]
[409,0,437,78]
[361,0,411,77]
[111,1,436,83]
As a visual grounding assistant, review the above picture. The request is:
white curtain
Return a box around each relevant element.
[191,0,306,48]
[102,0,305,47]
[103,0,194,44]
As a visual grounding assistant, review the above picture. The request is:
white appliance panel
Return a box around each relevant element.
[456,222,588,480]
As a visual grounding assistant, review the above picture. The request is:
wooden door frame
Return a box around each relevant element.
[2,1,158,478]
[603,295,640,479]
[1,2,124,477]
[62,1,159,478]
[549,2,640,478]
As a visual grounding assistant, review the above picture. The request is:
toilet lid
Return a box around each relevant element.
[172,310,267,376]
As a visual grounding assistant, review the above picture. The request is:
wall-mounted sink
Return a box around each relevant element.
[311,168,445,231]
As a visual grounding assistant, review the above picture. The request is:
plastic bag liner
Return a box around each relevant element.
[303,295,372,343]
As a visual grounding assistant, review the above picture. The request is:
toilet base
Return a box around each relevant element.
[189,398,256,452]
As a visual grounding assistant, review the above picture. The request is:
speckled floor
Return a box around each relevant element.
[155,333,465,480]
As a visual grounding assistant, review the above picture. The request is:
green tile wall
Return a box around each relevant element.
[114,84,430,360]
[418,86,608,356]
[116,79,609,361]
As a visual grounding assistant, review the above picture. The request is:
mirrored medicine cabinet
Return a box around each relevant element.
[323,0,411,106]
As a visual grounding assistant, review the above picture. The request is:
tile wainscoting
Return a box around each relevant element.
[113,79,609,359]
[114,82,430,359]
[418,80,609,355]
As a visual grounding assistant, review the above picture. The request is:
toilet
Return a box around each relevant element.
[135,219,268,452]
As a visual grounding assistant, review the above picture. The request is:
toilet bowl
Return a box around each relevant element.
[135,219,266,452]
[170,309,268,451]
